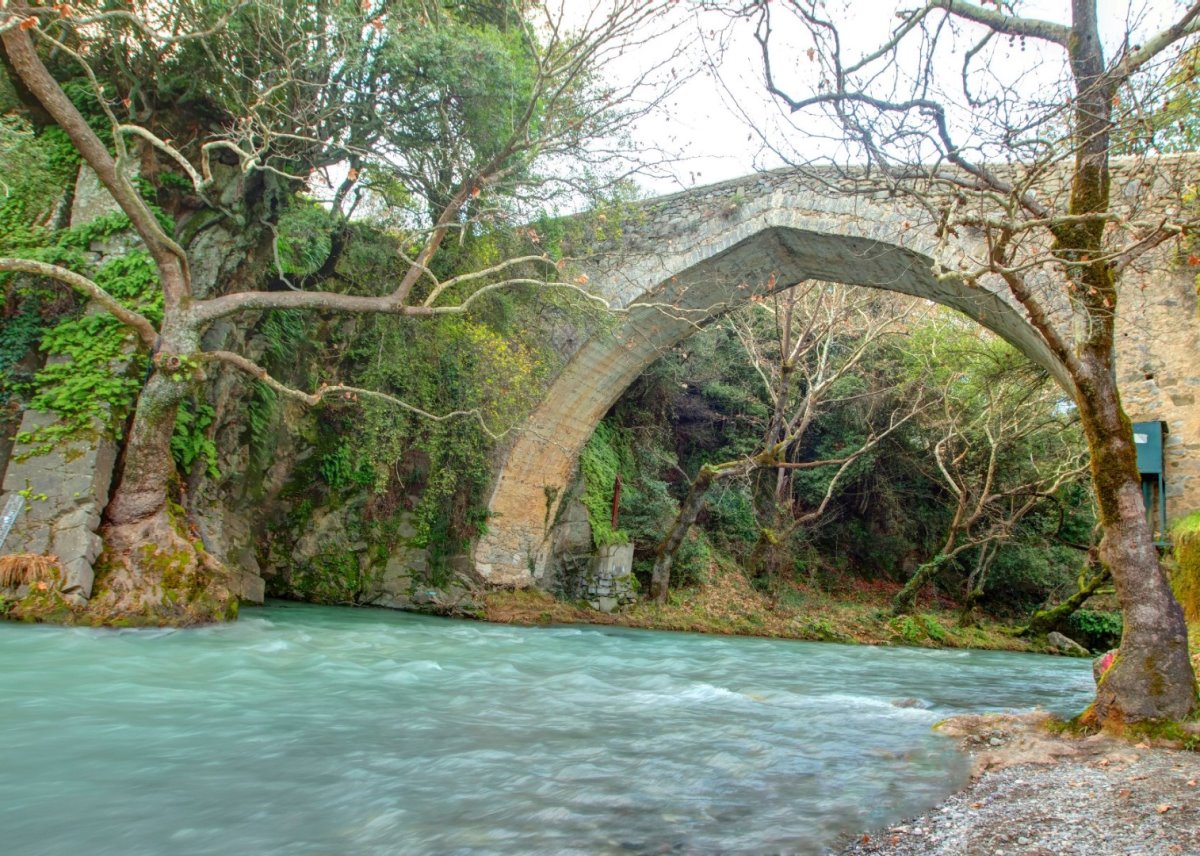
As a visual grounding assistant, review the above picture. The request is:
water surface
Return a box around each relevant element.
[0,602,1093,855]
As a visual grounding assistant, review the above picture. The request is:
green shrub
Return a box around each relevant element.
[274,203,336,276]
[921,615,947,642]
[982,543,1078,613]
[171,398,219,478]
[891,615,922,643]
[1068,609,1123,651]
[706,486,758,545]
[672,529,712,588]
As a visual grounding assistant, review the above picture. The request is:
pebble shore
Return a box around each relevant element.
[839,713,1200,856]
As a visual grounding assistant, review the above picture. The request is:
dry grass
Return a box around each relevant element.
[0,553,60,589]
[483,559,1037,653]
[482,588,615,625]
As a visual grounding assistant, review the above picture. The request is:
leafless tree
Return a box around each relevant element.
[723,0,1200,724]
[649,281,922,602]
[890,326,1090,618]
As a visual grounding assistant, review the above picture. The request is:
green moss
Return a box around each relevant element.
[1044,712,1101,737]
[1171,510,1200,622]
[293,550,379,605]
[1125,718,1200,750]
[922,615,948,642]
[578,421,628,546]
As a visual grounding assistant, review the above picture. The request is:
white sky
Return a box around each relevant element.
[601,0,1194,195]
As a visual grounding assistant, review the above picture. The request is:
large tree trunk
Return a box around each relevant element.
[1078,371,1196,723]
[106,372,184,526]
[86,369,237,625]
[1050,1,1196,723]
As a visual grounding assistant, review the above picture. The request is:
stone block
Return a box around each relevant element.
[1,409,120,603]
[229,569,266,604]
[591,542,634,578]
[60,556,94,597]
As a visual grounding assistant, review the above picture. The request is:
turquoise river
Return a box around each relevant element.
[0,602,1094,855]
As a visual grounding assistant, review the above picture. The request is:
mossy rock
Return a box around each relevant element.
[1170,511,1200,622]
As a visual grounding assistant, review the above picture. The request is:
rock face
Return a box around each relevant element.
[0,410,114,602]
[0,166,134,604]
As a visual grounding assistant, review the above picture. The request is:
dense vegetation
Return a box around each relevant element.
[565,294,1103,638]
[0,0,1197,726]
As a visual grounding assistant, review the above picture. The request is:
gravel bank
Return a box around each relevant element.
[839,713,1200,856]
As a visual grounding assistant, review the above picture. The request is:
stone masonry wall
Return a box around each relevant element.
[1116,265,1200,523]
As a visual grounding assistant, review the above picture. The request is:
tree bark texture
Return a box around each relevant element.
[105,372,186,526]
[650,464,723,603]
[892,555,949,616]
[1078,371,1196,722]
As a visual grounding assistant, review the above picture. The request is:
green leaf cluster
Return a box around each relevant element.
[1068,609,1123,650]
[13,251,162,455]
[275,203,337,276]
[171,399,220,479]
[579,421,628,546]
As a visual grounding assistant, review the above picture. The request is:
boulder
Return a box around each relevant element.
[1047,630,1089,656]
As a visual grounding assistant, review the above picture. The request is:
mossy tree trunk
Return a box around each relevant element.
[650,460,748,603]
[1022,560,1109,637]
[1054,2,1195,723]
[892,552,956,616]
[1078,371,1196,722]
[105,371,187,527]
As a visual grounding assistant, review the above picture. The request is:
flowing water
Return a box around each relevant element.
[0,602,1093,855]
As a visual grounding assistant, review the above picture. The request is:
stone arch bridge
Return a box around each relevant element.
[472,166,1200,588]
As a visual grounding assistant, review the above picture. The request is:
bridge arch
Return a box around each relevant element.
[472,171,1070,587]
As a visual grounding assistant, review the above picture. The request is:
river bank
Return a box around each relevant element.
[480,563,1072,655]
[838,712,1200,856]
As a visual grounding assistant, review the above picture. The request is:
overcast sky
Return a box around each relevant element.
[604,0,1193,196]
